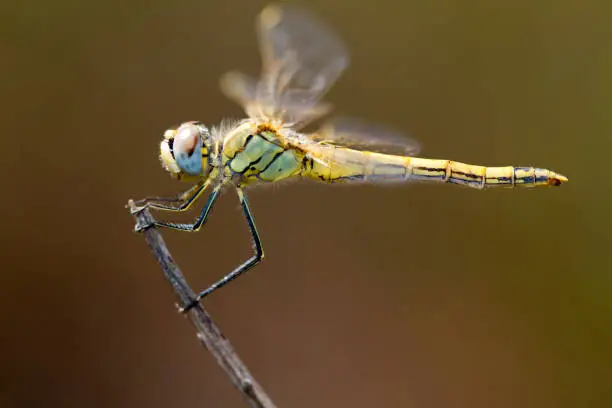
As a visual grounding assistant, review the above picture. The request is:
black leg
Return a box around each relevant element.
[138,185,221,233]
[180,188,264,313]
[134,182,207,212]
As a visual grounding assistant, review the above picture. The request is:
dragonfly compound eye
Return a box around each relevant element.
[173,124,204,175]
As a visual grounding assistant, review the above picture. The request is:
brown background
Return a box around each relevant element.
[2,0,611,407]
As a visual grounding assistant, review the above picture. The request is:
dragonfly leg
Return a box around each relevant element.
[179,188,264,313]
[133,181,208,212]
[135,185,221,233]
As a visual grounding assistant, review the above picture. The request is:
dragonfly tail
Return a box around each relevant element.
[301,146,567,188]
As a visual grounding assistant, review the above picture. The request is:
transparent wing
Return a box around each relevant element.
[220,3,349,128]
[313,117,421,156]
[220,70,334,126]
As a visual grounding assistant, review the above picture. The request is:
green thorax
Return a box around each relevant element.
[222,124,304,183]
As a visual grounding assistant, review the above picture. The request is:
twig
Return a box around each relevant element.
[127,200,277,408]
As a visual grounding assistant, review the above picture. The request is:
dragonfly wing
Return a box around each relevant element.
[220,3,349,128]
[220,71,261,120]
[314,117,421,156]
[283,118,421,184]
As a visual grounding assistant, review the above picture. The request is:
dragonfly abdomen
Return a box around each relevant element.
[303,146,567,188]
[409,158,567,188]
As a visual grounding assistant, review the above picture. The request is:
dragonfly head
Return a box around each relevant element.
[159,122,212,182]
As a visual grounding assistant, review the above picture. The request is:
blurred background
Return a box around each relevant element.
[2,0,611,407]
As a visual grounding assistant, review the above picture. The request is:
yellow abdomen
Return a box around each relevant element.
[301,145,567,188]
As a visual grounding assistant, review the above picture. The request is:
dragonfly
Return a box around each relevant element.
[134,3,567,312]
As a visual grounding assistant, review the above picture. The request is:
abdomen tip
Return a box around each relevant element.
[549,172,568,186]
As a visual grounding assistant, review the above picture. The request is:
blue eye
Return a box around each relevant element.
[173,124,203,175]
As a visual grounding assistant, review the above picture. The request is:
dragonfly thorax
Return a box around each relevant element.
[159,121,214,182]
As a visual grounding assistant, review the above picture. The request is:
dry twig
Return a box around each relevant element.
[128,200,277,408]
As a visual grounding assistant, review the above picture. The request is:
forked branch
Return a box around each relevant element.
[128,200,277,408]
